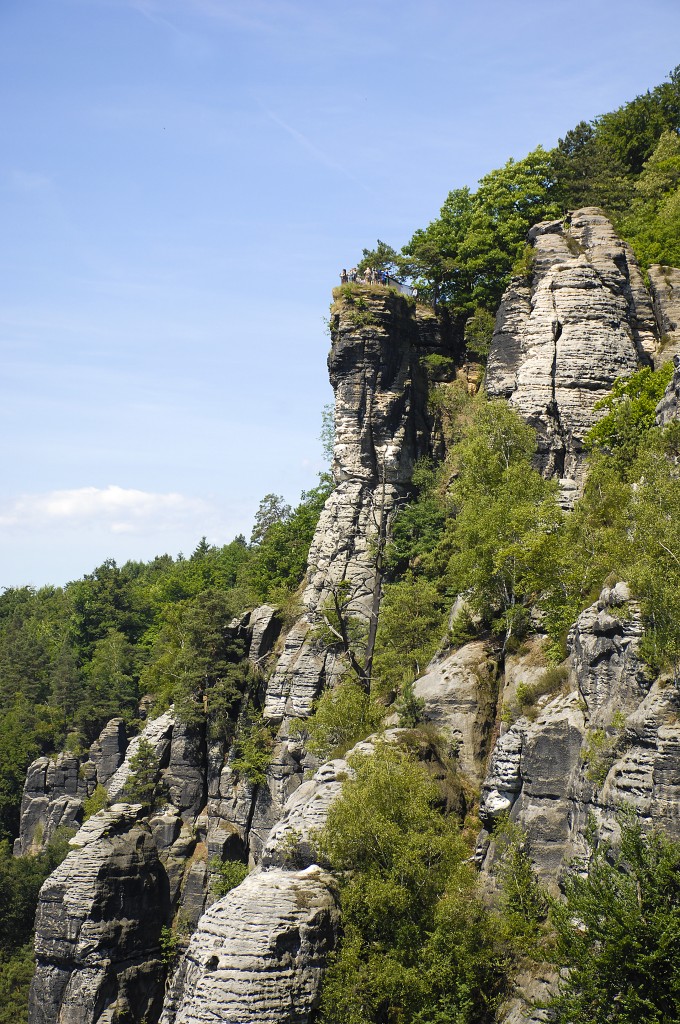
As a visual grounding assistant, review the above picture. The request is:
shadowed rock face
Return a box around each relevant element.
[487,209,658,504]
[29,804,169,1024]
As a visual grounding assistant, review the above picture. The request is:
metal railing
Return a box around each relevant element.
[339,268,418,298]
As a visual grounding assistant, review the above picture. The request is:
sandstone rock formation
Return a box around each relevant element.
[203,289,452,866]
[656,353,680,424]
[649,263,680,362]
[487,208,658,503]
[413,641,499,785]
[477,582,674,886]
[160,866,339,1024]
[263,291,438,725]
[30,804,169,1024]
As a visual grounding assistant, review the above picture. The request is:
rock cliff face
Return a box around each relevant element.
[204,289,452,868]
[649,264,680,362]
[487,208,658,503]
[475,581,680,893]
[263,291,439,725]
[30,804,169,1024]
[160,866,339,1024]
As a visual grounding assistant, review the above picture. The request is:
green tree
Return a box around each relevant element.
[250,494,292,546]
[357,239,399,276]
[123,737,161,809]
[317,744,508,1024]
[141,587,247,728]
[550,812,680,1023]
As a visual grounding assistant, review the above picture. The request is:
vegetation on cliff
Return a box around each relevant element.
[360,66,680,342]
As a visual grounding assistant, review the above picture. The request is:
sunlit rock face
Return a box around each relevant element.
[487,208,658,505]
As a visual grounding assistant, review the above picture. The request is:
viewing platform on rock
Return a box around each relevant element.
[339,267,419,299]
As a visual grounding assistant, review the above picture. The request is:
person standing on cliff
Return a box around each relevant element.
[340,269,348,284]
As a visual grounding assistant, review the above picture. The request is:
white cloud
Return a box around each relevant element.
[0,485,210,534]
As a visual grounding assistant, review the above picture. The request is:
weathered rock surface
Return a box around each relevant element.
[201,290,450,866]
[164,720,206,823]
[478,583,675,885]
[649,263,680,363]
[656,352,680,424]
[106,710,174,802]
[413,641,499,785]
[17,753,91,855]
[248,604,283,664]
[487,208,657,502]
[263,290,437,726]
[160,866,339,1024]
[568,580,649,727]
[29,804,169,1024]
[88,718,127,786]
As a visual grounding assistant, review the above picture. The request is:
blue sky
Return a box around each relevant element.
[2,0,680,588]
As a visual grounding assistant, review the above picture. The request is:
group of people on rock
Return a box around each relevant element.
[340,267,389,285]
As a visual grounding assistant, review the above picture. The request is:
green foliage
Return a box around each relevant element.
[356,239,399,275]
[250,494,292,546]
[504,664,569,724]
[372,574,446,696]
[420,353,457,382]
[123,738,162,809]
[492,817,548,950]
[464,308,496,359]
[320,402,335,464]
[209,857,249,897]
[159,924,179,967]
[242,476,333,603]
[293,676,382,760]
[400,148,559,321]
[394,680,425,728]
[317,744,509,1024]
[0,942,35,1024]
[585,363,675,477]
[549,811,680,1023]
[141,587,247,728]
[429,397,562,648]
[82,783,109,820]
[0,829,72,1021]
[230,713,274,785]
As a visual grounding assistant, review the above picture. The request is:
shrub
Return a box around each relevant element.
[82,783,109,820]
[549,811,680,1023]
[209,857,248,898]
[291,676,382,761]
[230,714,274,786]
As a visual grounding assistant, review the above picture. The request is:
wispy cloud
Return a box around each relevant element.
[262,107,372,192]
[0,485,210,533]
[7,169,52,193]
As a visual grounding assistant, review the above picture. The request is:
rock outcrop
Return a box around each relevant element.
[477,582,672,886]
[160,866,339,1024]
[263,291,438,725]
[487,208,658,503]
[30,804,169,1024]
[656,352,680,424]
[203,289,452,866]
[649,263,680,363]
[413,641,499,785]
